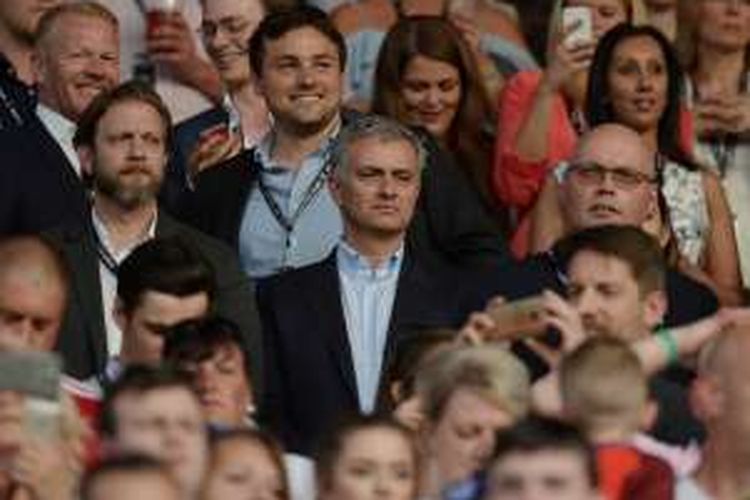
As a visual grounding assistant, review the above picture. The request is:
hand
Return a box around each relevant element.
[522,290,586,368]
[448,12,482,56]
[457,296,509,345]
[9,438,78,500]
[694,93,750,138]
[146,12,204,86]
[187,123,243,181]
[543,24,596,91]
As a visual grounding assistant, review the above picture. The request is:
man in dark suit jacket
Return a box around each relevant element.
[258,116,533,455]
[0,3,120,235]
[47,81,262,391]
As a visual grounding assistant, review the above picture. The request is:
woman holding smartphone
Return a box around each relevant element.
[491,0,650,252]
[529,24,742,305]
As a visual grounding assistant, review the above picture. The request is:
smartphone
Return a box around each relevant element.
[0,352,62,441]
[562,6,593,46]
[486,295,547,340]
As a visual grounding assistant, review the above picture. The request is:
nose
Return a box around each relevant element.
[573,289,599,319]
[425,87,441,107]
[636,69,654,92]
[373,471,393,497]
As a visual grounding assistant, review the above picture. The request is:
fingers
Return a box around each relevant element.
[458,311,499,345]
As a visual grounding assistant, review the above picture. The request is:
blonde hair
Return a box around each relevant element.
[416,346,530,423]
[35,2,118,48]
[560,338,648,436]
[546,0,648,55]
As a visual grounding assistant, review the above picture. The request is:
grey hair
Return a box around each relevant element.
[331,115,427,180]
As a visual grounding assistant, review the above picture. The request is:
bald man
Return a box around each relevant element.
[0,235,69,351]
[559,124,659,232]
[680,327,750,500]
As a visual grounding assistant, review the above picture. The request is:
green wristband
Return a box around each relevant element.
[656,327,679,365]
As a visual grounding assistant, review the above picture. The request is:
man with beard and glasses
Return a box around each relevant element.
[46,81,261,387]
[0,2,120,235]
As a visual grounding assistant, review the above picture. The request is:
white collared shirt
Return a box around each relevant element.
[36,103,80,177]
[91,209,158,356]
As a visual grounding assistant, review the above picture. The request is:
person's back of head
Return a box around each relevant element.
[484,416,599,500]
[81,454,180,500]
[116,236,215,317]
[560,337,650,443]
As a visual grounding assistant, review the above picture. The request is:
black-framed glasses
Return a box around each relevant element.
[567,161,657,189]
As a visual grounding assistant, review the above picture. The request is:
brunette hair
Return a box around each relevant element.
[372,15,495,204]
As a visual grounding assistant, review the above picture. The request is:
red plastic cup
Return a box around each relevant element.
[142,0,183,37]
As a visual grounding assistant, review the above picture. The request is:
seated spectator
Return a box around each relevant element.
[203,429,289,500]
[48,81,260,384]
[171,0,271,193]
[163,317,254,429]
[561,338,674,500]
[331,0,533,110]
[0,0,62,130]
[529,25,741,304]
[676,0,750,284]
[316,415,418,500]
[81,454,181,500]
[483,416,599,500]
[372,16,502,216]
[414,345,530,498]
[680,325,750,499]
[0,2,120,235]
[492,0,648,224]
[100,366,208,500]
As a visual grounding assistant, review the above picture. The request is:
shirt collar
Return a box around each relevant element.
[91,207,159,262]
[253,114,341,172]
[36,102,75,139]
[337,239,404,279]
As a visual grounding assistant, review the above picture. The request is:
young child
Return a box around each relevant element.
[560,337,674,500]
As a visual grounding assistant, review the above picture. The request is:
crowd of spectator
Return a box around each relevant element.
[0,0,748,499]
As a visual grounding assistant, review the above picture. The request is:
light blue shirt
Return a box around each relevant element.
[239,130,343,278]
[337,240,403,414]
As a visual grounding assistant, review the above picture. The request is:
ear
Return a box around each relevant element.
[390,381,404,405]
[689,375,724,422]
[640,399,659,432]
[77,145,95,178]
[31,48,45,86]
[642,290,667,331]
[113,297,127,334]
[327,174,343,207]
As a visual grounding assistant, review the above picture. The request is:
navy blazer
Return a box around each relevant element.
[47,211,264,392]
[0,115,88,235]
[257,249,481,455]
